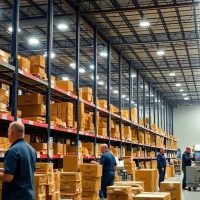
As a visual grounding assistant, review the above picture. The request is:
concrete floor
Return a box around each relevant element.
[166,175,200,200]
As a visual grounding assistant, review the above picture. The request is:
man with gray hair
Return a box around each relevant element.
[0,121,37,200]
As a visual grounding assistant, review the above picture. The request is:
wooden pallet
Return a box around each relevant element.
[25,116,46,123]
[31,73,47,81]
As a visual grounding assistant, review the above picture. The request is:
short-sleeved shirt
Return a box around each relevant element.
[157,153,166,170]
[100,151,116,175]
[2,138,37,200]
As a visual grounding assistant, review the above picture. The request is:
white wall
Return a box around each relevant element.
[174,105,200,152]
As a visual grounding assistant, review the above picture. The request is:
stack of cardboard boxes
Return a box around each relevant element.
[123,157,136,178]
[18,93,46,122]
[80,164,102,200]
[133,192,171,200]
[56,80,73,92]
[0,84,9,114]
[132,129,138,144]
[29,55,47,80]
[60,172,82,200]
[107,185,132,200]
[160,181,182,200]
[81,87,93,102]
[82,142,94,156]
[18,55,30,73]
[98,117,107,137]
[111,123,120,138]
[124,126,131,141]
[35,163,60,200]
[50,102,74,128]
[165,165,175,179]
[135,169,158,192]
[0,49,10,63]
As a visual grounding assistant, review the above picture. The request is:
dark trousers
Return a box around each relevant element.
[158,168,166,187]
[99,171,115,199]
[182,168,186,188]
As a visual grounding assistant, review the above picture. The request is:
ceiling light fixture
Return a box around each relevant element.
[157,49,165,56]
[100,51,108,58]
[126,97,129,101]
[184,97,189,100]
[131,101,134,104]
[182,93,187,96]
[28,37,40,45]
[176,83,181,87]
[91,75,99,80]
[131,73,137,78]
[8,26,21,33]
[139,20,150,27]
[179,89,184,92]
[57,23,68,31]
[90,64,94,69]
[79,68,85,74]
[113,90,119,94]
[69,62,76,69]
[98,81,104,85]
[43,52,56,59]
[61,76,69,81]
[169,72,176,77]
[122,94,126,98]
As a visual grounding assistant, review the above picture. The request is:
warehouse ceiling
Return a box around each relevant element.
[0,0,200,107]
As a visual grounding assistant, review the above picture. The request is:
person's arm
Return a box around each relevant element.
[157,154,164,170]
[2,149,17,182]
[0,172,14,182]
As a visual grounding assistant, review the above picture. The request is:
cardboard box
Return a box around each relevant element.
[29,55,45,68]
[82,191,99,199]
[107,186,132,200]
[56,80,73,92]
[60,181,82,193]
[63,156,82,172]
[82,92,93,102]
[53,143,63,154]
[34,174,48,185]
[46,184,55,195]
[18,93,43,105]
[47,173,54,185]
[18,56,31,73]
[19,104,46,117]
[30,65,45,74]
[61,193,81,200]
[81,87,92,94]
[31,143,47,151]
[132,192,171,200]
[35,185,46,197]
[80,164,102,177]
[60,172,82,181]
[160,181,182,200]
[35,163,53,174]
[115,181,144,189]
[135,169,158,192]
[82,177,101,191]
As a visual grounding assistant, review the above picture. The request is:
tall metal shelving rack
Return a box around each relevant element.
[0,1,177,164]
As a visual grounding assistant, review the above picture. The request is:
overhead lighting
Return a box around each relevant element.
[140,85,147,89]
[169,72,176,77]
[79,68,85,74]
[28,37,40,45]
[90,64,94,69]
[157,49,165,56]
[182,93,187,96]
[179,89,184,92]
[150,94,154,97]
[43,52,56,59]
[69,62,76,69]
[175,83,181,87]
[122,94,126,98]
[113,90,119,94]
[131,101,134,104]
[8,26,21,33]
[91,75,99,80]
[184,97,189,100]
[100,51,108,58]
[126,97,129,101]
[131,73,136,78]
[139,20,150,27]
[61,76,69,81]
[57,23,68,31]
[98,81,104,85]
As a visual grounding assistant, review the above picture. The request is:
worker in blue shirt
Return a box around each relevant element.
[0,121,37,200]
[157,147,166,187]
[92,144,116,199]
[182,146,195,190]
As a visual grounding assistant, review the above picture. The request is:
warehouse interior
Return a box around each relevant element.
[0,0,200,200]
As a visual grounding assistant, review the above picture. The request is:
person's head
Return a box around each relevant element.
[186,146,191,153]
[160,147,165,154]
[8,121,25,144]
[100,144,109,154]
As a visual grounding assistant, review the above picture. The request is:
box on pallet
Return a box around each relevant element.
[56,80,73,92]
[29,55,45,68]
[135,169,158,192]
[133,192,171,200]
[35,163,53,174]
[160,181,182,200]
[63,156,82,172]
[82,177,101,191]
[107,185,132,200]
[80,164,102,177]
